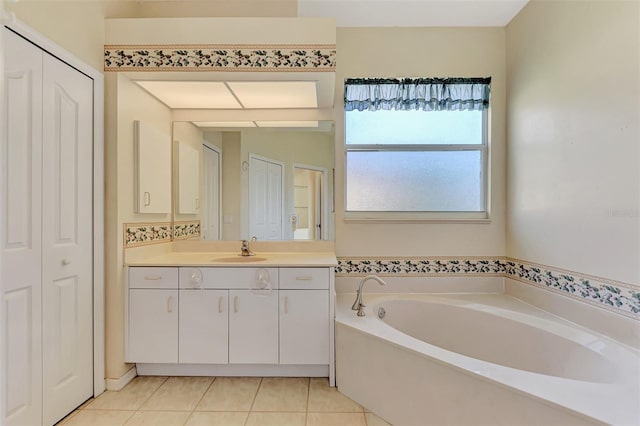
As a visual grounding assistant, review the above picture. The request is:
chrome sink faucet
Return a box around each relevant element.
[240,239,255,257]
[351,275,387,316]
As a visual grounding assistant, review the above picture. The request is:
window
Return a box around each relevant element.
[344,78,491,220]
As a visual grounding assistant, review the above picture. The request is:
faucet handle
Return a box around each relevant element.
[240,239,254,256]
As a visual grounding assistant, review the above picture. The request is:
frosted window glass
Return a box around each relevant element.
[346,110,482,145]
[346,151,483,212]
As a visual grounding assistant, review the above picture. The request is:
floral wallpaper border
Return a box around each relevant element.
[173,221,201,240]
[336,256,640,319]
[123,222,172,248]
[104,44,336,72]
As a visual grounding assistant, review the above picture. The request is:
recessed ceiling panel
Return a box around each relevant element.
[194,121,256,128]
[227,81,318,108]
[255,121,319,128]
[135,81,242,109]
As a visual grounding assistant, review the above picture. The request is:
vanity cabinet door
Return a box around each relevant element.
[228,290,278,364]
[179,289,228,364]
[128,289,178,363]
[279,290,329,364]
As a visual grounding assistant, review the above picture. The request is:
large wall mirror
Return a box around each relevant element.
[172,121,335,241]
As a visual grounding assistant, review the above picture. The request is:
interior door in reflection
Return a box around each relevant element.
[202,144,221,240]
[249,154,283,240]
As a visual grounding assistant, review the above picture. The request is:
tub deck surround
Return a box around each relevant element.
[335,293,640,426]
[336,256,640,319]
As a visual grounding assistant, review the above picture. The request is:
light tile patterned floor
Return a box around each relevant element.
[57,376,392,426]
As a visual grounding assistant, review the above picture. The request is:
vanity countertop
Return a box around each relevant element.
[126,251,338,267]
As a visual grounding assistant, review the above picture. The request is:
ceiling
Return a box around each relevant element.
[298,0,529,27]
[132,0,529,27]
[127,1,529,114]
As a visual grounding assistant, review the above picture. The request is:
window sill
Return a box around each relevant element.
[343,211,491,223]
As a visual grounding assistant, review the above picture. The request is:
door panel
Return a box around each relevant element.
[229,290,278,364]
[2,28,43,426]
[280,290,329,364]
[4,288,36,422]
[179,290,228,363]
[41,52,93,426]
[267,162,282,239]
[249,157,268,239]
[249,156,283,240]
[202,146,220,240]
[128,289,179,364]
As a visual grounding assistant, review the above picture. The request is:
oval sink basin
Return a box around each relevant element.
[211,256,268,263]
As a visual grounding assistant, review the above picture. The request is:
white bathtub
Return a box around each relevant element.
[335,293,640,426]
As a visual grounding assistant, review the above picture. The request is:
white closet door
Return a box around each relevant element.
[41,52,94,426]
[2,28,44,426]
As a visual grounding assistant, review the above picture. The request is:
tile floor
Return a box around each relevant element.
[58,376,392,426]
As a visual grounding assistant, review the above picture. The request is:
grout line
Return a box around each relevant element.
[135,375,169,410]
[192,376,216,412]
[121,410,137,426]
[305,377,311,425]
[245,377,263,425]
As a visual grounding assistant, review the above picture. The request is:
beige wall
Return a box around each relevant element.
[505,0,640,284]
[334,27,507,257]
[5,1,135,71]
[105,74,172,379]
[222,132,242,240]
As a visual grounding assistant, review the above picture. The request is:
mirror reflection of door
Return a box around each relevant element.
[293,166,325,240]
[202,143,221,240]
[249,154,284,240]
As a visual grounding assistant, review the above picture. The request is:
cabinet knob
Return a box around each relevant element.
[61,258,72,266]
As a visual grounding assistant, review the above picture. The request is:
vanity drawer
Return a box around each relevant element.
[279,268,329,290]
[180,267,279,289]
[129,267,179,289]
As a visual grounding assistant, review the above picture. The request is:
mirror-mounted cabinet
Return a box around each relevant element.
[134,120,172,214]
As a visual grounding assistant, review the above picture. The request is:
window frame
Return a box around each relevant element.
[344,108,490,222]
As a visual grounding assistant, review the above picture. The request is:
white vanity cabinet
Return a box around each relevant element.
[127,268,179,363]
[127,263,335,384]
[279,268,330,364]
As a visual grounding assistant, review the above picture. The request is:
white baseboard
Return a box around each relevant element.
[105,366,137,391]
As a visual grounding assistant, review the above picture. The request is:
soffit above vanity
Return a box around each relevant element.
[104,17,336,111]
